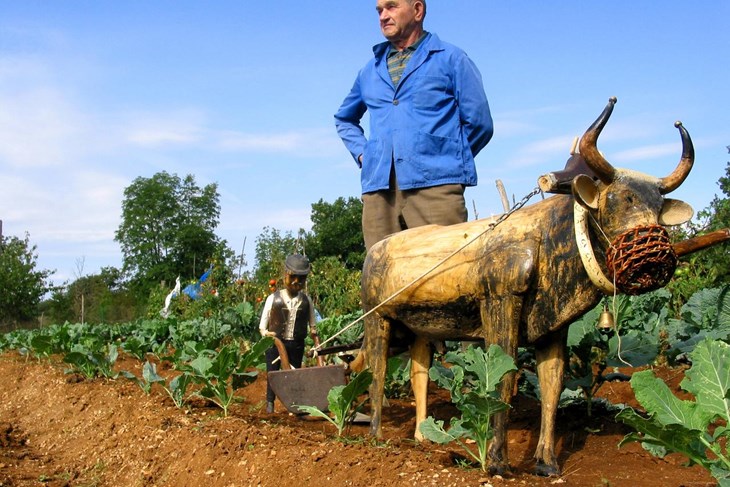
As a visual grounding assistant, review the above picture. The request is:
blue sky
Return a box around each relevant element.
[1,1,729,286]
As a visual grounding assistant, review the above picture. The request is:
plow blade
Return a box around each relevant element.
[268,365,347,414]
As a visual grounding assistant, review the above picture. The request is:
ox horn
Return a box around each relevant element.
[658,121,695,194]
[579,97,618,184]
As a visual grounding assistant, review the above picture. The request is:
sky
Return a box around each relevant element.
[1,1,729,286]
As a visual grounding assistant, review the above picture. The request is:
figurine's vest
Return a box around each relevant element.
[267,290,310,341]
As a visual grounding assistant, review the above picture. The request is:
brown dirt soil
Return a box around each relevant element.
[0,351,717,487]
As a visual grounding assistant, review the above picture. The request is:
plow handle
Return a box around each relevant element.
[673,228,730,257]
[272,337,291,370]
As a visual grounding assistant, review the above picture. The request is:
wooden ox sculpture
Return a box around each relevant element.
[360,97,724,477]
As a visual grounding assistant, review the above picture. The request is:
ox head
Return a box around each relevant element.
[571,97,694,295]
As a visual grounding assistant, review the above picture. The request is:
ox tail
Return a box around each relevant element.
[347,348,368,373]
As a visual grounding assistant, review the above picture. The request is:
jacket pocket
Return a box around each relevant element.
[412,75,451,111]
[412,132,462,182]
[361,138,387,189]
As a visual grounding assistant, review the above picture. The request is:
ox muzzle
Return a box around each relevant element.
[606,224,677,295]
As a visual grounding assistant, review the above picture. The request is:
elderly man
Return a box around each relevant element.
[335,0,494,250]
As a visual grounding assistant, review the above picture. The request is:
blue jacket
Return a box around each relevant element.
[335,33,493,194]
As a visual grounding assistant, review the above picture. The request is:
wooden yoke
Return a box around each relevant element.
[538,137,599,195]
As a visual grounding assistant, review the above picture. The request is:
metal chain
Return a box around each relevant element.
[487,187,542,230]
[314,186,544,353]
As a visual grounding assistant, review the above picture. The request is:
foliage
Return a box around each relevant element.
[63,343,120,379]
[163,374,196,409]
[305,197,365,270]
[148,271,262,342]
[0,233,54,329]
[295,369,372,437]
[43,268,137,326]
[251,227,302,287]
[308,258,363,317]
[560,285,730,409]
[175,338,271,416]
[529,290,674,413]
[529,285,728,415]
[123,362,194,409]
[115,171,224,299]
[121,360,166,395]
[312,311,364,363]
[617,339,730,485]
[666,153,730,307]
[384,355,412,399]
[419,344,517,471]
[664,285,730,359]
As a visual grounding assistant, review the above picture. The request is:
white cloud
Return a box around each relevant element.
[0,87,88,168]
[124,110,207,147]
[612,142,679,165]
[503,135,576,168]
[215,127,341,157]
[220,206,311,235]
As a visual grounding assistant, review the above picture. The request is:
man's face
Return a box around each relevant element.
[376,0,423,45]
[284,272,306,296]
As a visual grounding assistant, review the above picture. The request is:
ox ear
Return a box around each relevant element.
[572,174,599,210]
[659,199,694,226]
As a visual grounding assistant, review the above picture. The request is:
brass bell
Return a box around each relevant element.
[597,305,615,330]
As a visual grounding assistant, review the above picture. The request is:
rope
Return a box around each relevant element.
[586,210,633,367]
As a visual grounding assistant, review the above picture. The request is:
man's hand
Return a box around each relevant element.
[264,331,277,337]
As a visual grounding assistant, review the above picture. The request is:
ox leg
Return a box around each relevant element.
[410,336,432,441]
[482,297,521,476]
[533,332,566,477]
[365,315,390,438]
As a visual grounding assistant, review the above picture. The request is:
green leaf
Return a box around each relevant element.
[461,394,510,419]
[207,344,239,381]
[607,330,658,367]
[237,336,273,372]
[142,361,165,384]
[481,344,518,392]
[188,355,213,378]
[295,368,372,436]
[421,344,515,472]
[717,286,730,329]
[428,360,459,392]
[167,374,193,408]
[333,369,372,418]
[295,404,334,422]
[418,417,457,444]
[29,334,54,357]
[709,465,730,487]
[617,408,707,465]
[681,339,730,422]
[630,370,713,431]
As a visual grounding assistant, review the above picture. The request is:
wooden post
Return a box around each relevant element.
[495,180,510,213]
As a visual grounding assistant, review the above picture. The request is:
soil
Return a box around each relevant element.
[0,351,717,487]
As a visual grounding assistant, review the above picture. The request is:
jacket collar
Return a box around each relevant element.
[372,31,442,62]
[372,32,443,90]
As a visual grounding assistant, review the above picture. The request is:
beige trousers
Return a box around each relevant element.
[362,181,467,251]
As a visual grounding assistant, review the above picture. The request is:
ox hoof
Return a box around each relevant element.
[487,463,512,477]
[534,461,560,477]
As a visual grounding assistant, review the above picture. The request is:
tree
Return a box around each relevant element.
[0,233,54,328]
[306,197,365,269]
[252,227,302,286]
[690,149,730,285]
[43,268,137,325]
[115,171,223,298]
[668,147,730,311]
